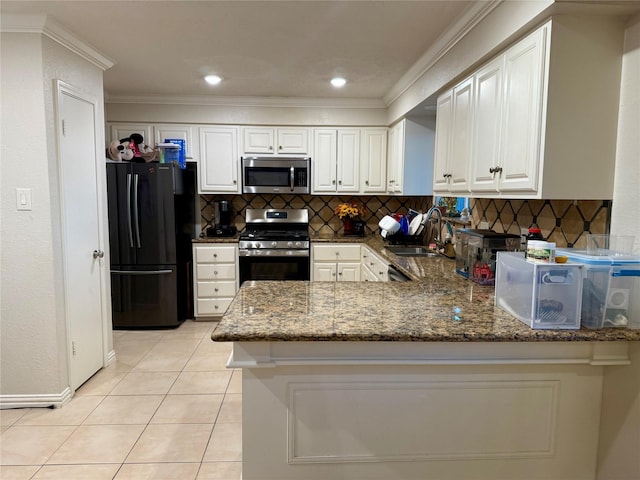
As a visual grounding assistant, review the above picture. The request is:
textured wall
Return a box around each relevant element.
[200,194,611,247]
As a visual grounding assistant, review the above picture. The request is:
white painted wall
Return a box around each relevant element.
[0,32,108,402]
[597,13,640,480]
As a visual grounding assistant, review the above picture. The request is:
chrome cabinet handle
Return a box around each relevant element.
[489,166,503,174]
[365,180,369,186]
[93,250,104,259]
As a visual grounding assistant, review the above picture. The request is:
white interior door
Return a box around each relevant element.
[57,82,105,390]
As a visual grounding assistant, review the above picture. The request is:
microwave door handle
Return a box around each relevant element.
[290,166,295,192]
[133,173,141,248]
[126,173,134,248]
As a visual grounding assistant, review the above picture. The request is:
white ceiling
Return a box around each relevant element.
[1,0,483,104]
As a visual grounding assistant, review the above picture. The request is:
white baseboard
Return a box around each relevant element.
[106,349,116,366]
[0,387,72,410]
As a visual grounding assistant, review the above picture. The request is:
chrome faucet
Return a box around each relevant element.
[424,206,443,248]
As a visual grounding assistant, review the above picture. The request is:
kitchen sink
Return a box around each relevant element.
[386,246,438,257]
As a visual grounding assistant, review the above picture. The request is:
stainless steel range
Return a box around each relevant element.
[238,208,310,283]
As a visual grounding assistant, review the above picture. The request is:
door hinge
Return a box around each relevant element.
[72,341,77,356]
[62,119,66,136]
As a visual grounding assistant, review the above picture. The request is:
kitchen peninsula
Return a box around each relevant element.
[212,246,640,480]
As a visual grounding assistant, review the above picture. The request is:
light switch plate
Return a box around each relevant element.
[16,188,32,211]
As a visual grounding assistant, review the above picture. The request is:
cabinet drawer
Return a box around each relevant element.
[196,264,236,281]
[196,281,237,298]
[195,245,237,263]
[313,244,361,262]
[196,298,233,316]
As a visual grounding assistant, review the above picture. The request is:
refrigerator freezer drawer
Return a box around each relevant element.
[110,268,181,328]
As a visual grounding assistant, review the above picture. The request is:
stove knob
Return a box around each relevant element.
[287,241,293,248]
[295,241,302,248]
[254,242,261,249]
[271,241,278,248]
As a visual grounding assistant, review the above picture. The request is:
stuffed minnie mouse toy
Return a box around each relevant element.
[126,133,157,163]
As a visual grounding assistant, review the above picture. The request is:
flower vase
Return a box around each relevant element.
[343,218,354,236]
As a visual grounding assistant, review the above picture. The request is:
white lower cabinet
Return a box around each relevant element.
[361,246,388,282]
[193,244,238,318]
[312,244,361,281]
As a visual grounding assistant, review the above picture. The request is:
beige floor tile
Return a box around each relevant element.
[169,371,232,395]
[132,350,192,372]
[110,372,178,395]
[16,396,104,426]
[47,425,145,464]
[226,370,242,394]
[0,409,30,426]
[196,461,242,480]
[151,394,223,424]
[83,395,164,425]
[0,426,76,465]
[114,462,200,479]
[75,370,126,396]
[126,423,213,463]
[203,423,242,462]
[32,464,120,479]
[217,394,242,423]
[0,465,40,479]
[183,351,232,372]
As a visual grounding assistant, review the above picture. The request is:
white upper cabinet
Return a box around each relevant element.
[243,127,309,155]
[312,128,360,193]
[153,124,196,159]
[360,128,388,193]
[387,119,434,196]
[198,126,240,193]
[438,16,624,199]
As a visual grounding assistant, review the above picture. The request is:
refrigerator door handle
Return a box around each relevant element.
[111,269,173,275]
[133,173,141,248]
[126,173,134,247]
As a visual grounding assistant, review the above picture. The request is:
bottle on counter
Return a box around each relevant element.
[525,227,544,259]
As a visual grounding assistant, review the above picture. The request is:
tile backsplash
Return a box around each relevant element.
[199,194,611,247]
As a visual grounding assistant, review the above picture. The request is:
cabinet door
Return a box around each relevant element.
[313,263,336,281]
[449,77,473,192]
[199,126,239,193]
[361,128,387,193]
[243,127,275,154]
[499,26,546,193]
[277,128,309,154]
[387,121,404,193]
[337,262,361,281]
[109,123,152,145]
[433,91,453,192]
[313,129,338,192]
[470,57,504,193]
[336,129,360,192]
[154,125,195,159]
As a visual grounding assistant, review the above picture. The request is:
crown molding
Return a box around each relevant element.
[383,0,503,106]
[1,14,114,71]
[104,94,387,109]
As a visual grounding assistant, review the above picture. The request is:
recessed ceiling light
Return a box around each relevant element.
[330,77,347,88]
[204,75,222,85]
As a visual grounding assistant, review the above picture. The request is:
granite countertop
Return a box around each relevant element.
[211,233,640,342]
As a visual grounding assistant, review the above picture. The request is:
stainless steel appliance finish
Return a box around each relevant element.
[106,162,195,328]
[241,156,310,194]
[239,208,310,282]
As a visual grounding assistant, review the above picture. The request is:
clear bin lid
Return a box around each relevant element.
[556,248,640,266]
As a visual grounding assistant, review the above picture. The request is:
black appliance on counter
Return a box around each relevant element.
[106,162,195,328]
[206,200,237,237]
[238,208,310,283]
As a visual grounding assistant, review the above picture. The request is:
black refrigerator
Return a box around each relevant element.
[106,162,195,328]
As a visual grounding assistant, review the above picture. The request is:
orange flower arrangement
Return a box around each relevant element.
[334,202,365,219]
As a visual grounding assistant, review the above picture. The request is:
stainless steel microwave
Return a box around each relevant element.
[241,156,310,194]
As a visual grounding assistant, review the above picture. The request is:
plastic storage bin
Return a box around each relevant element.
[556,249,640,329]
[455,229,521,285]
[495,252,583,329]
[163,138,186,169]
